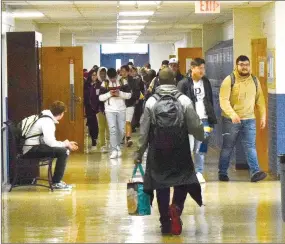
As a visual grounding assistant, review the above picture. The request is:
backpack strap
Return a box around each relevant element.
[230,73,258,93]
[251,75,258,93]
[152,94,160,101]
[174,92,182,100]
[230,73,235,90]
[24,114,53,140]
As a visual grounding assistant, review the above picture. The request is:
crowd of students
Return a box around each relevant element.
[22,55,268,235]
[83,59,184,159]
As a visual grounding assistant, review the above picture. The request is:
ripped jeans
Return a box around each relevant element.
[218,117,260,176]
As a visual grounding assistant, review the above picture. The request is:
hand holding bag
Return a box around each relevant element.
[127,164,151,216]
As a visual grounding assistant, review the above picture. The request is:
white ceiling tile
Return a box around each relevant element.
[7,0,268,43]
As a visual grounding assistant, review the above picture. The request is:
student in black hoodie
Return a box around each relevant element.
[130,66,145,131]
[120,65,140,147]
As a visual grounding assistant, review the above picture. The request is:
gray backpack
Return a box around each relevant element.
[151,92,185,150]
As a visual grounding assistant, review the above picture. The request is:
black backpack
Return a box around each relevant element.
[151,92,185,150]
[10,113,52,154]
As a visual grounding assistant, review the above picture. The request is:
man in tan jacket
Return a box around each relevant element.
[219,55,267,182]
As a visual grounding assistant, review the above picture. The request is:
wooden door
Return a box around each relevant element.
[178,47,203,75]
[251,38,269,171]
[41,47,84,152]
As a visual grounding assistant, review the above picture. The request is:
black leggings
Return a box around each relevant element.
[156,185,188,222]
[86,114,99,144]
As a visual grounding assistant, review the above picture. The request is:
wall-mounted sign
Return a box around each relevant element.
[195,1,220,14]
[267,49,276,91]
[259,61,265,78]
[186,58,192,73]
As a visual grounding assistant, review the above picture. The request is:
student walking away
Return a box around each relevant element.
[99,68,131,159]
[84,68,102,151]
[169,58,184,85]
[130,66,145,132]
[147,58,183,98]
[23,101,78,190]
[219,55,267,182]
[144,63,151,70]
[177,58,217,183]
[120,65,140,147]
[135,68,205,235]
[144,69,157,102]
[157,60,170,76]
[97,67,110,152]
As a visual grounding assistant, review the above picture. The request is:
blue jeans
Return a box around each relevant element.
[219,117,260,176]
[192,119,212,174]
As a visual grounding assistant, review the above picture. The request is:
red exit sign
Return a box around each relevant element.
[195,0,220,14]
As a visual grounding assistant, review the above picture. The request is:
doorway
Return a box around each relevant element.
[251,38,269,172]
[178,47,203,75]
[41,47,84,152]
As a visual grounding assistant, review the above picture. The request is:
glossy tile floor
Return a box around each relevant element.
[2,139,285,243]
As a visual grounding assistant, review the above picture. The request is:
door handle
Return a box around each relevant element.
[74,95,81,104]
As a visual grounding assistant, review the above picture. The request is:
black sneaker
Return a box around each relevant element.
[127,139,133,147]
[160,219,171,235]
[251,171,267,182]
[92,139,97,147]
[219,174,230,182]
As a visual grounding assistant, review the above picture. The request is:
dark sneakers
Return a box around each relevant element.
[251,171,267,182]
[218,172,267,182]
[169,204,182,235]
[160,220,171,235]
[219,174,230,182]
[126,138,133,147]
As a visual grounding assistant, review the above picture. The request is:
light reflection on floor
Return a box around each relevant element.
[2,146,285,243]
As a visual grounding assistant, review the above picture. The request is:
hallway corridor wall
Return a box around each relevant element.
[1,9,15,185]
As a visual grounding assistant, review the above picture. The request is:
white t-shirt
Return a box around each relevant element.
[193,80,208,119]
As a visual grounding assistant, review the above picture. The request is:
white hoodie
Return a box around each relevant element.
[23,110,67,154]
[99,78,131,112]
[97,67,108,82]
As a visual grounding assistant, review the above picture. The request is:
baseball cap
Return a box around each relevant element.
[169,58,178,64]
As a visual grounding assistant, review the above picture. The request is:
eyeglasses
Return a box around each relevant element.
[237,63,250,67]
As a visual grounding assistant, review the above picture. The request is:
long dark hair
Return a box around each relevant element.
[86,68,98,83]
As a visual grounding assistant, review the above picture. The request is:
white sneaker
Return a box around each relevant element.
[196,172,206,183]
[117,146,122,157]
[110,150,118,159]
[52,181,72,190]
[90,146,97,152]
[101,146,109,153]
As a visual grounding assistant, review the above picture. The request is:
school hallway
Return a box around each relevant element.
[2,136,284,243]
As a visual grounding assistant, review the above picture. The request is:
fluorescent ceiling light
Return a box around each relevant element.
[118,25,145,30]
[117,35,139,39]
[119,11,154,17]
[12,11,44,18]
[116,41,135,44]
[118,20,149,24]
[119,31,141,34]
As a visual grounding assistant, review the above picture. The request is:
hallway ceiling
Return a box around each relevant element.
[3,1,272,44]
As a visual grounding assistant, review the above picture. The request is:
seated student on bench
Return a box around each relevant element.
[23,101,78,190]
